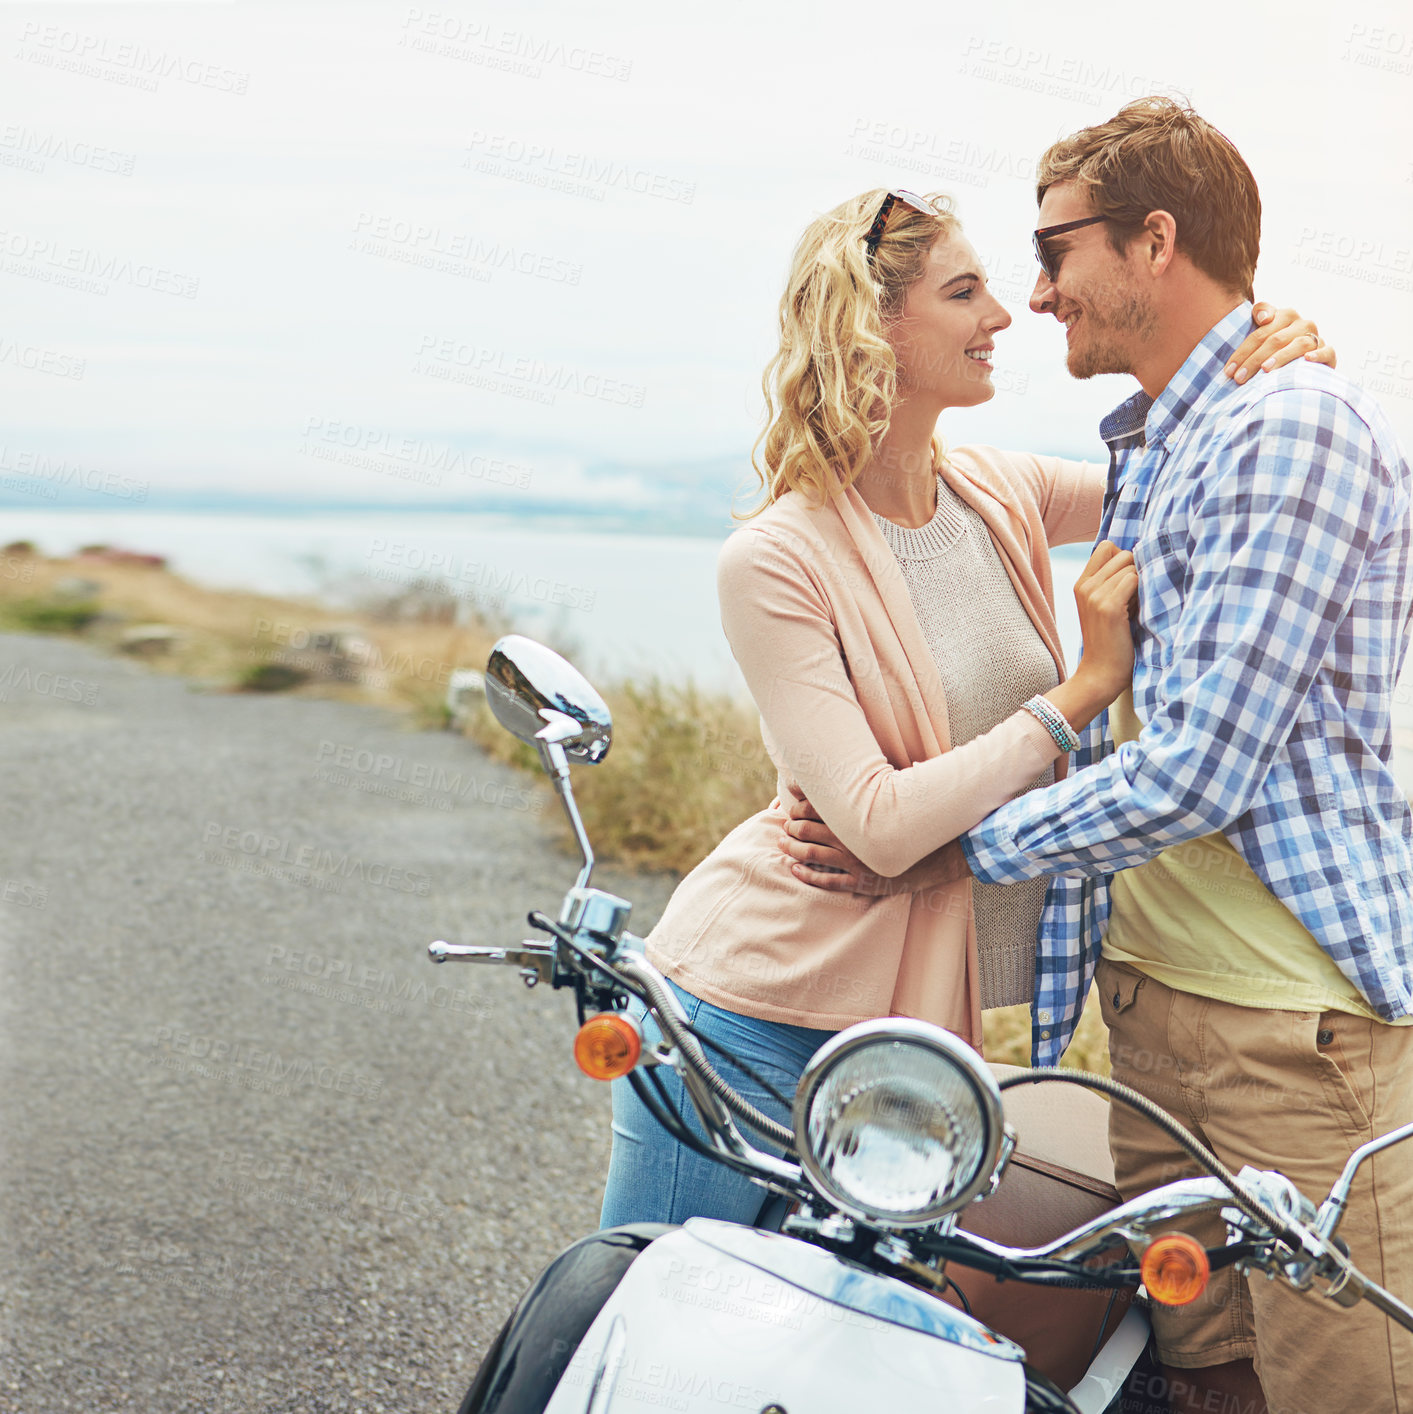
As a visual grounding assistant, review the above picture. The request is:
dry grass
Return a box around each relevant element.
[501,676,772,876]
[983,988,1111,1075]
[0,549,499,723]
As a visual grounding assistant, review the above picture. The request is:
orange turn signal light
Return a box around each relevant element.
[573,1012,642,1081]
[1141,1232,1211,1306]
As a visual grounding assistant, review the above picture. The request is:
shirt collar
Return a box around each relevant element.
[1099,390,1150,448]
[1100,301,1254,453]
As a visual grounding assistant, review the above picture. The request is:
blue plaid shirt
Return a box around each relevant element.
[960,303,1413,1065]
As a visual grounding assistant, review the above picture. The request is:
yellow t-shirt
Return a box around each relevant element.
[1102,688,1405,1020]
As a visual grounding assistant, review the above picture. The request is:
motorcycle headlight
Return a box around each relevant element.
[792,1019,1005,1228]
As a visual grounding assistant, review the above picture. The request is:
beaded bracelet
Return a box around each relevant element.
[1021,694,1081,753]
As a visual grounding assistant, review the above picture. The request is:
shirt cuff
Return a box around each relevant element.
[960,815,1038,885]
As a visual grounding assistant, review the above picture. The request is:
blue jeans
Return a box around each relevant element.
[598,978,836,1229]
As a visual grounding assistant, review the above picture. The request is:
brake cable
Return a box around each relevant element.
[529,911,797,1151]
[997,1069,1301,1248]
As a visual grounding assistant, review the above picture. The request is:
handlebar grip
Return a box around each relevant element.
[1357,1270,1413,1333]
[1318,1243,1413,1331]
[428,940,521,963]
[426,939,556,985]
[428,941,522,963]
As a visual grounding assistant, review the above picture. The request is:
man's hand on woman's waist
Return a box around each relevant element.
[778,789,973,895]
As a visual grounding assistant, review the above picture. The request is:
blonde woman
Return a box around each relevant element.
[600,188,1332,1228]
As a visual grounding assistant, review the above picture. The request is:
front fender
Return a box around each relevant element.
[459,1223,673,1414]
[545,1221,1029,1411]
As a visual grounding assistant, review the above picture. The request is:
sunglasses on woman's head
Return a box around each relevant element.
[863,190,935,265]
[1032,214,1107,282]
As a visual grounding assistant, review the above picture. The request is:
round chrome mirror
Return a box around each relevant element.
[484,635,612,764]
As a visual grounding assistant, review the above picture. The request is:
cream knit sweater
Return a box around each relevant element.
[871,475,1057,1007]
[643,445,1105,1041]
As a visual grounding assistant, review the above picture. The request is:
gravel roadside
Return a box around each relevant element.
[0,632,676,1414]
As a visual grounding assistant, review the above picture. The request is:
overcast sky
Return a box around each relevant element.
[2,0,1411,511]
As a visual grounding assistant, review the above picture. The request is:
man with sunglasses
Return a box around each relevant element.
[786,97,1413,1412]
[960,98,1413,1413]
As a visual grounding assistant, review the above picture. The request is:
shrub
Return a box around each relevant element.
[237,663,310,693]
[480,675,773,876]
[1,598,100,633]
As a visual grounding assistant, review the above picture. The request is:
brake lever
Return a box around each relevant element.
[1220,1167,1413,1329]
[427,940,555,987]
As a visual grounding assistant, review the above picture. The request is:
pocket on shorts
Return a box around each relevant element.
[1309,1009,1374,1139]
[1097,958,1147,1026]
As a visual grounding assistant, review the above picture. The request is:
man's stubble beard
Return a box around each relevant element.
[1066,284,1157,381]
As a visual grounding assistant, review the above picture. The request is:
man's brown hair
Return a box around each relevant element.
[1036,96,1261,300]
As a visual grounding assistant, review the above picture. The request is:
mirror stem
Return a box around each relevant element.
[537,737,596,888]
[1318,1120,1413,1241]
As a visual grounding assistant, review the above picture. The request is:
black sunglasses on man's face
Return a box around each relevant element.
[1032,214,1107,282]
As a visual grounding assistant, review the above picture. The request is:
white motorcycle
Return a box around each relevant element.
[428,635,1413,1414]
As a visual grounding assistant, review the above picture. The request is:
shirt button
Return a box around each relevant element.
[1040,1030,1051,1041]
[1317,1028,1335,1046]
[1037,1010,1051,1024]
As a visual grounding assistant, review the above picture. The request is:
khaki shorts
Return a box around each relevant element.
[1096,956,1413,1414]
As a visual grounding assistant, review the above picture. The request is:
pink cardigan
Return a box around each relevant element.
[643,445,1105,1043]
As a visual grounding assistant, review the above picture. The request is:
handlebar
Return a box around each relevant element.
[1358,1276,1413,1331]
[428,919,1413,1333]
[428,925,805,1194]
[429,938,555,986]
[1319,1121,1413,1242]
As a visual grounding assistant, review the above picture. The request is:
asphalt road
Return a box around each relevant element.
[0,632,676,1414]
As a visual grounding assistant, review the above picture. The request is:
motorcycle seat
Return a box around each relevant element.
[982,1062,1121,1228]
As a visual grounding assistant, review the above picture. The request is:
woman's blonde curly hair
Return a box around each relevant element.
[741,188,958,518]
